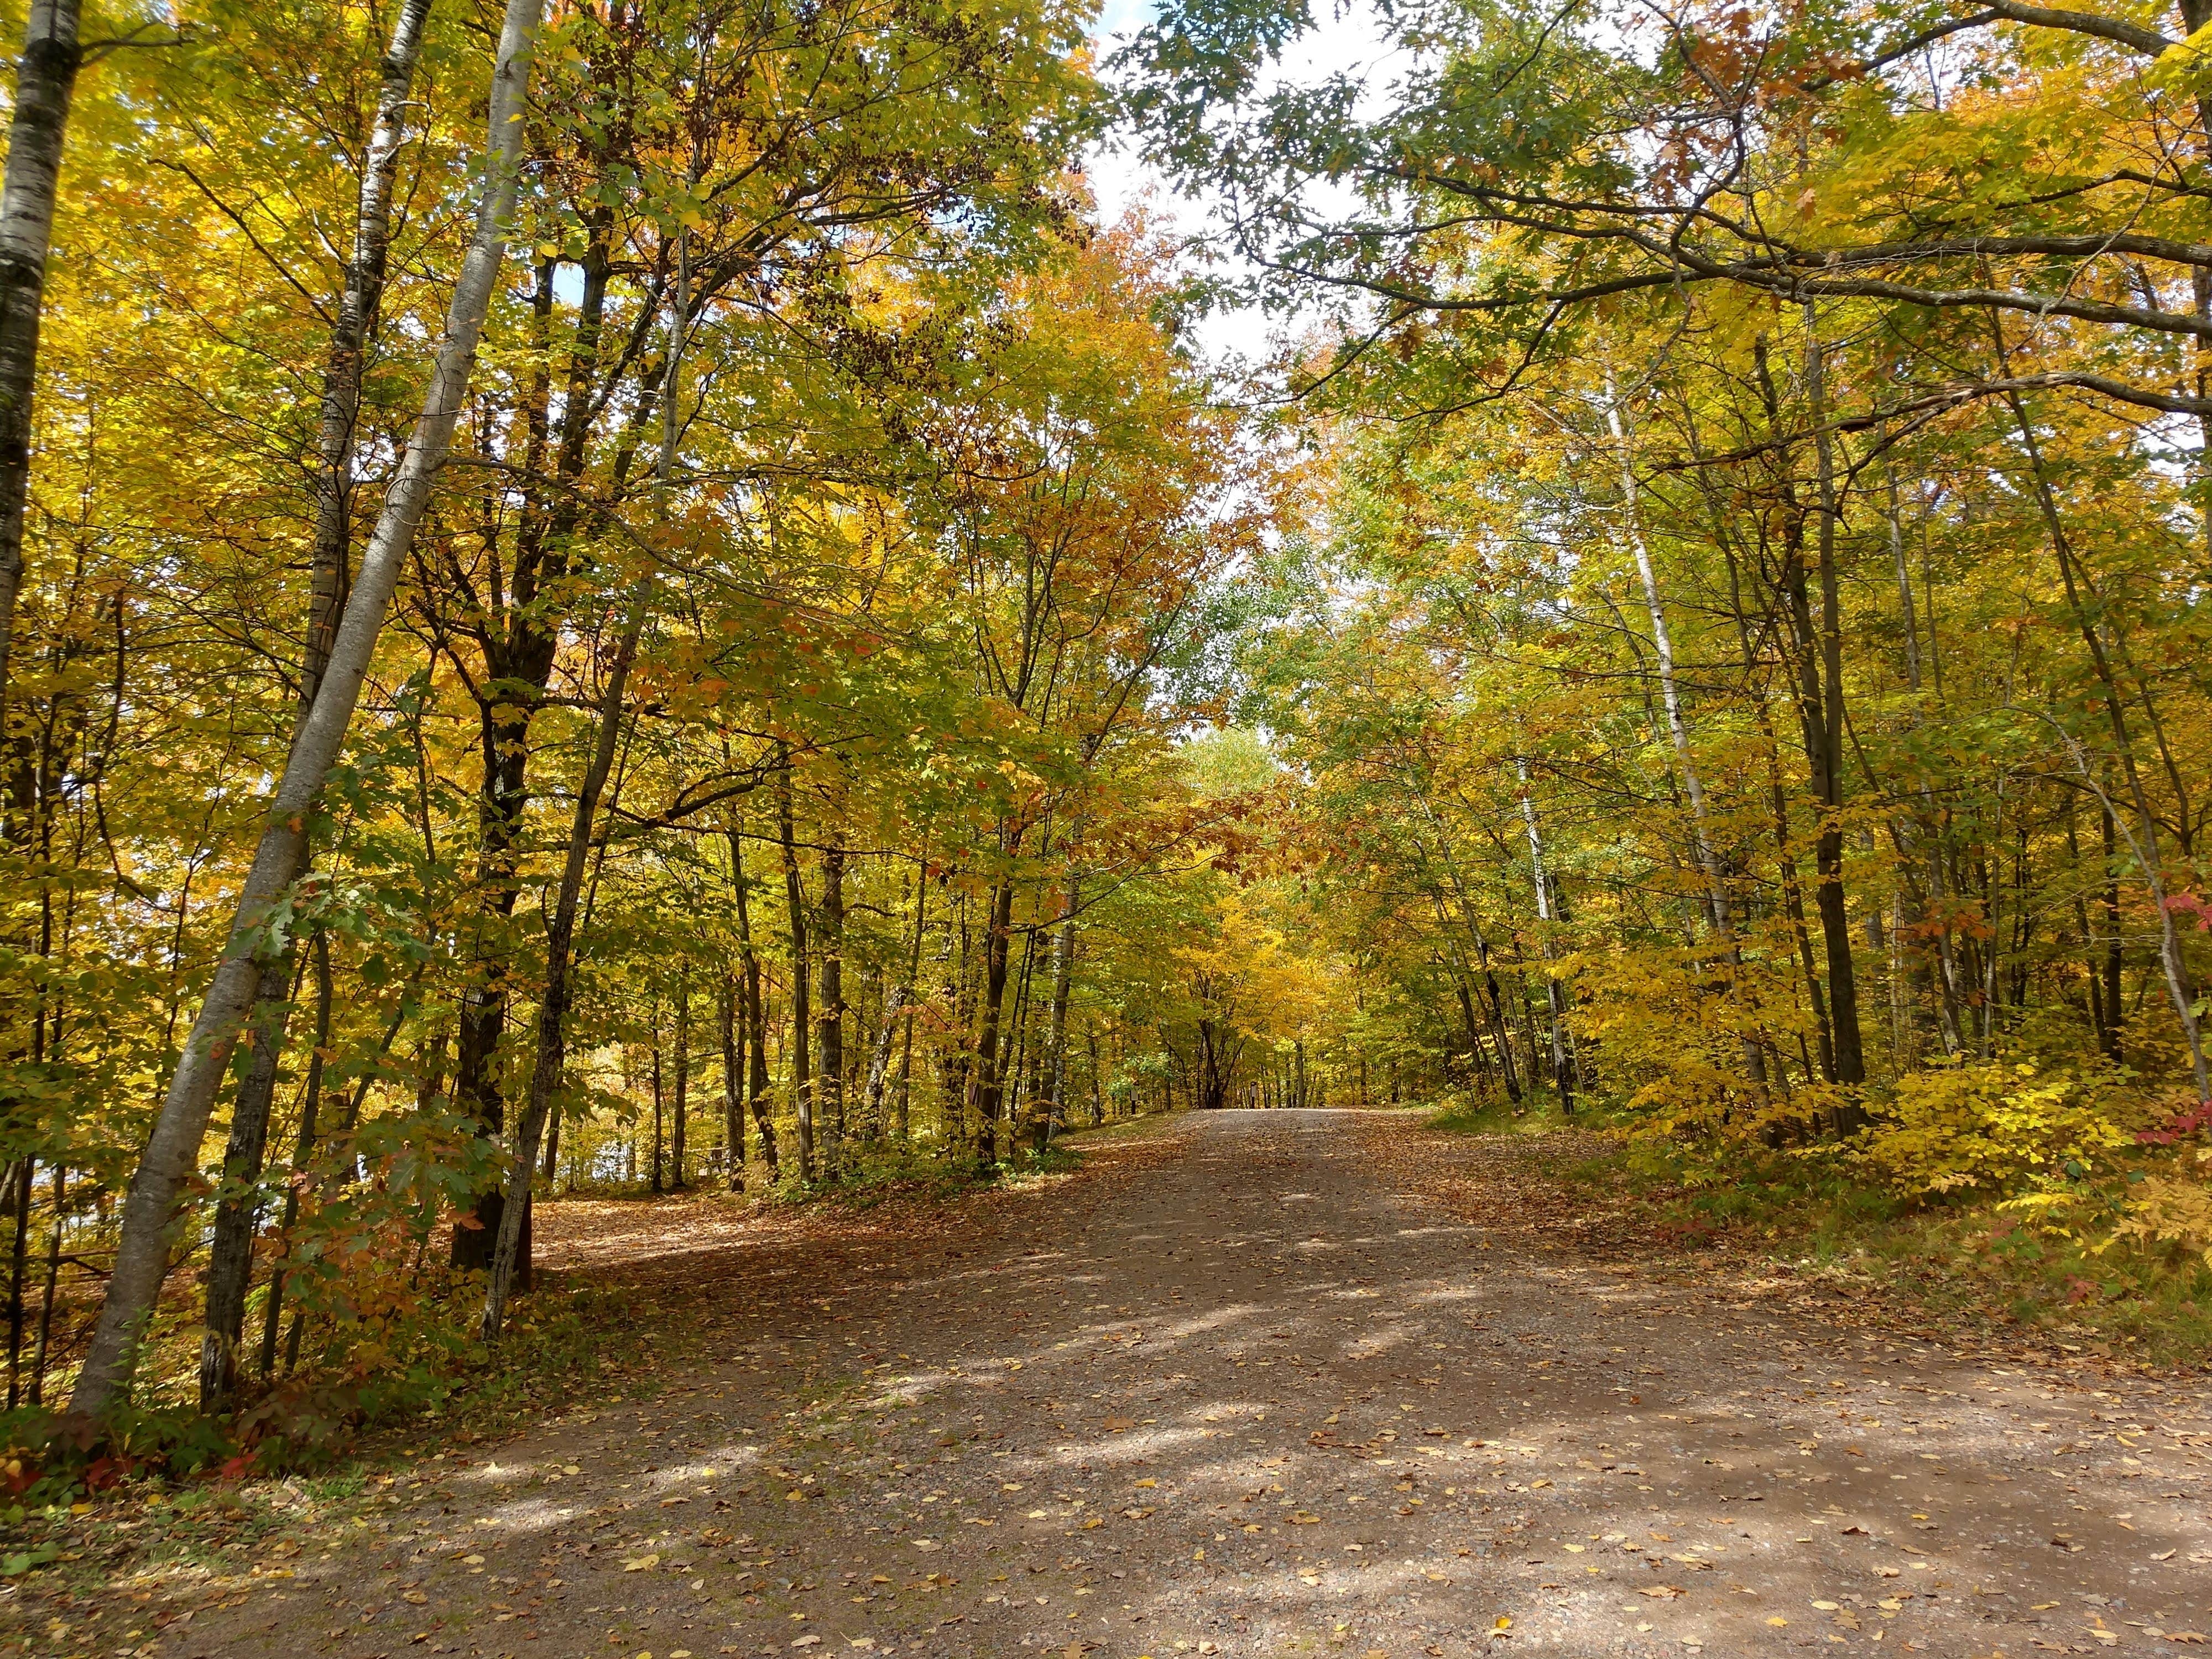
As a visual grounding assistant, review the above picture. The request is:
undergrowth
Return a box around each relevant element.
[0,1276,660,1550]
[1,1130,1100,1550]
[1426,1084,1597,1138]
[1428,1093,2212,1366]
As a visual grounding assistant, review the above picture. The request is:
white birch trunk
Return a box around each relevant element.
[1605,368,1734,938]
[0,0,82,732]
[70,0,545,1414]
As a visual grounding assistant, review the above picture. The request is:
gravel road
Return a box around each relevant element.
[140,1109,2212,1658]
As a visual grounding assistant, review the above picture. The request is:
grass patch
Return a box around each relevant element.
[1426,1085,1601,1138]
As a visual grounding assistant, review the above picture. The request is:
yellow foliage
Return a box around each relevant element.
[1859,1062,2130,1199]
[2110,1155,2212,1267]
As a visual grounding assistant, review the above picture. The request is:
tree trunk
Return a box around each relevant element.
[195,956,294,1410]
[869,860,927,1137]
[486,223,676,1335]
[195,0,439,1408]
[71,0,544,1417]
[1802,321,1867,1094]
[816,828,844,1176]
[4,1157,29,1407]
[1006,920,1038,1146]
[480,594,644,1337]
[1039,881,1076,1147]
[720,971,744,1190]
[2102,796,2124,1063]
[651,1032,665,1193]
[27,1161,60,1405]
[729,825,776,1178]
[776,753,813,1179]
[1514,759,1575,1113]
[1999,369,2205,1094]
[1765,713,1838,1084]
[0,0,84,732]
[452,233,614,1270]
[671,972,689,1188]
[971,879,1017,1170]
[255,932,332,1380]
[1611,375,1767,1095]
[1422,832,1523,1101]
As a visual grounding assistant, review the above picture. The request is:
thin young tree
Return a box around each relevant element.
[72,0,546,1415]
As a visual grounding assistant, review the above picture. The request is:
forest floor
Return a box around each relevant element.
[11,1107,2212,1659]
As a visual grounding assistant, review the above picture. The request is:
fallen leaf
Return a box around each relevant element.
[623,1554,660,1572]
[1641,1585,1684,1600]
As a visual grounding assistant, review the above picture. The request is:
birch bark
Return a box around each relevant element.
[0,0,83,730]
[196,0,437,1412]
[72,0,545,1414]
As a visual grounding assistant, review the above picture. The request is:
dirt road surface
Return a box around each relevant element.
[76,1110,2212,1657]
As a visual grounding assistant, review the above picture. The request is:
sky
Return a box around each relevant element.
[1080,0,1400,366]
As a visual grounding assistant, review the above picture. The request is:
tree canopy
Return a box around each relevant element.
[3,0,2211,1444]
